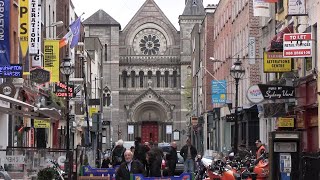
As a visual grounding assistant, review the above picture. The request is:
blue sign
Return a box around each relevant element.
[0,64,23,78]
[0,0,10,66]
[212,80,227,103]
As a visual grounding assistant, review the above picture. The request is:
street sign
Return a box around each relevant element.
[226,114,235,122]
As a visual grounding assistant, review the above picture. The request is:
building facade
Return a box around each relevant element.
[84,0,205,148]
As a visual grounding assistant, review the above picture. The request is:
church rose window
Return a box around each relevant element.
[139,34,160,55]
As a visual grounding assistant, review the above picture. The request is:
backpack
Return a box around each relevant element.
[113,147,125,164]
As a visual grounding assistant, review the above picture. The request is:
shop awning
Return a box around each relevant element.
[0,94,61,120]
[266,24,294,52]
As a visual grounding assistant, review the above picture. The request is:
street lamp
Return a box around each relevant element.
[60,56,75,179]
[230,55,245,155]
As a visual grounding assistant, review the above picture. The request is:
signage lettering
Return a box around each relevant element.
[258,84,295,100]
[0,64,23,78]
[30,68,50,84]
[263,52,292,73]
[0,0,10,66]
[55,82,75,98]
[283,33,312,58]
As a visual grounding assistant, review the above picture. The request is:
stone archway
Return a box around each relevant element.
[132,101,168,143]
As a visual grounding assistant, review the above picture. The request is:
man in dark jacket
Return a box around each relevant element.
[112,139,126,167]
[180,138,197,173]
[116,150,145,180]
[146,150,161,177]
[133,137,147,167]
[166,141,178,176]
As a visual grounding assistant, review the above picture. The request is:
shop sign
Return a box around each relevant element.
[0,82,16,97]
[211,80,226,103]
[283,33,312,58]
[288,0,306,16]
[0,64,23,78]
[30,68,50,84]
[34,119,50,128]
[247,85,264,103]
[263,52,292,72]
[54,82,74,97]
[277,117,294,128]
[258,84,295,100]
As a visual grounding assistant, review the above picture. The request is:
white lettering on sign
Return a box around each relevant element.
[1,156,26,164]
[283,33,312,58]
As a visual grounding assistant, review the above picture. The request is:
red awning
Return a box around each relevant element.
[266,24,294,52]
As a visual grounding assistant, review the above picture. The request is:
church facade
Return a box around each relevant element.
[83,0,205,148]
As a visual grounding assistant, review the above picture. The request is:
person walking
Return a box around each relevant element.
[255,140,266,159]
[166,141,178,176]
[115,150,145,180]
[133,137,147,167]
[146,150,161,177]
[112,139,126,167]
[180,138,197,173]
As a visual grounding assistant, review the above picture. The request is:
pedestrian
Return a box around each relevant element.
[115,150,145,180]
[180,138,197,173]
[166,141,178,176]
[255,140,266,159]
[112,139,126,167]
[133,137,147,167]
[146,150,161,177]
[101,154,112,168]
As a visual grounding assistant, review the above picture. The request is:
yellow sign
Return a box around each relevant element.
[263,52,292,72]
[44,40,60,82]
[278,117,294,128]
[34,119,51,128]
[20,0,29,58]
[89,107,98,117]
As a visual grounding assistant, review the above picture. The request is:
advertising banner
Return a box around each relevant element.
[248,37,256,64]
[288,0,306,15]
[31,4,42,67]
[0,0,10,66]
[34,119,50,128]
[29,0,39,54]
[263,52,292,72]
[283,33,312,58]
[253,0,270,17]
[277,117,294,128]
[211,80,226,103]
[0,64,23,78]
[44,40,59,82]
[20,0,29,58]
[258,84,295,100]
[54,82,74,97]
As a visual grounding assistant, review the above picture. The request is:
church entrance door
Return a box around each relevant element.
[141,122,158,143]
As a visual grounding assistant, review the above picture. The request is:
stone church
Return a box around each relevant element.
[83,0,205,148]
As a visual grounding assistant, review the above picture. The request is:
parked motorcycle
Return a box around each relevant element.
[48,159,67,180]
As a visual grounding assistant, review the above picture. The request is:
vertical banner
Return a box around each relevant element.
[0,0,10,66]
[20,0,29,58]
[253,0,270,17]
[211,80,227,103]
[248,37,256,64]
[29,0,39,54]
[31,3,42,67]
[44,40,59,82]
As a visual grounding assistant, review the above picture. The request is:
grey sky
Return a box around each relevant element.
[73,0,220,30]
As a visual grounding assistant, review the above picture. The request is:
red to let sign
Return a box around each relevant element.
[283,33,312,58]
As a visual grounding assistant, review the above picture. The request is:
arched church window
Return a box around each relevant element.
[131,71,135,87]
[139,71,144,88]
[165,71,169,88]
[122,71,127,88]
[156,71,161,87]
[148,71,152,80]
[173,71,177,88]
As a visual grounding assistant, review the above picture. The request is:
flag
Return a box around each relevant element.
[70,17,81,49]
[59,30,73,48]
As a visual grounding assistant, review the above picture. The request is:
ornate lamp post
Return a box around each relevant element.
[230,56,245,155]
[60,56,75,179]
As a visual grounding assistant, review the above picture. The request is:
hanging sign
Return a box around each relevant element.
[247,85,264,103]
[0,0,10,66]
[263,52,292,72]
[258,84,295,100]
[283,33,312,58]
[34,119,50,128]
[30,68,50,84]
[0,64,23,78]
[0,82,16,97]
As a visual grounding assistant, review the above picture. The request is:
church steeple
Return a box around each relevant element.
[182,0,205,16]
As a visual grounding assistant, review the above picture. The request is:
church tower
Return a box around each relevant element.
[179,0,205,134]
